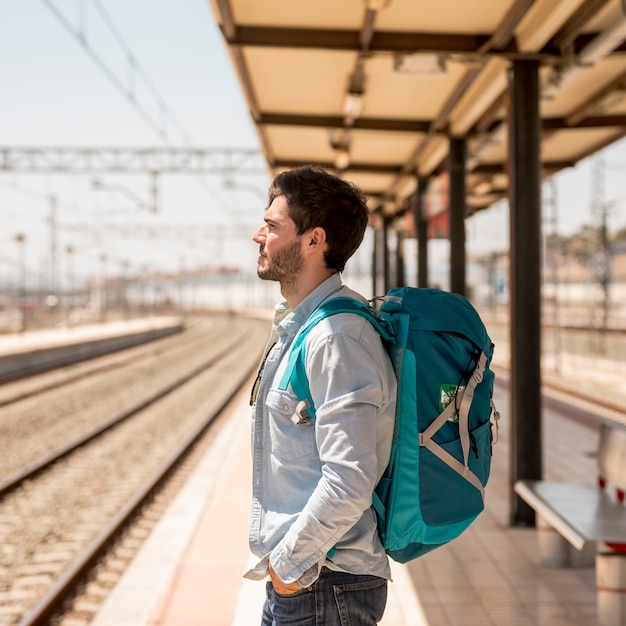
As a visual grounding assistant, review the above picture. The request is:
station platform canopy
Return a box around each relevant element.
[208,0,626,219]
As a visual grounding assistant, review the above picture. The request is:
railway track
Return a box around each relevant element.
[493,365,626,430]
[0,316,249,482]
[0,322,255,498]
[486,320,626,429]
[0,318,208,408]
[0,312,268,626]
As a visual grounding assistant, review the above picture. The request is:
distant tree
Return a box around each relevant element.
[563,225,599,264]
[614,225,626,243]
[544,232,570,255]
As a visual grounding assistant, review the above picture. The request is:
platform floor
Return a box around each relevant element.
[0,316,183,355]
[88,371,607,626]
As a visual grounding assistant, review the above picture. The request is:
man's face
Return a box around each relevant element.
[252,195,303,285]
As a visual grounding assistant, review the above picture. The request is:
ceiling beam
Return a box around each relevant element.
[211,2,275,165]
[371,31,509,54]
[273,158,581,178]
[222,26,626,57]
[225,26,505,55]
[544,114,626,129]
[223,24,626,59]
[260,111,626,134]
[479,0,535,52]
[551,0,613,52]
[564,70,626,126]
[472,159,577,174]
[272,159,404,174]
[569,127,626,163]
[258,113,432,133]
[571,34,626,56]
[213,0,236,39]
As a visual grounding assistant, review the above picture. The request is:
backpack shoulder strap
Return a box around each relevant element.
[277,297,394,420]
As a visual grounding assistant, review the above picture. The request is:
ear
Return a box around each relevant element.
[305,226,327,251]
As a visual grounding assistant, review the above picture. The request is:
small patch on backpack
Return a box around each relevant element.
[440,384,465,422]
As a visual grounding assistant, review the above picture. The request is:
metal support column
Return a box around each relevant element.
[509,59,543,526]
[371,224,379,298]
[415,179,429,288]
[382,216,390,294]
[448,138,466,296]
[395,228,405,288]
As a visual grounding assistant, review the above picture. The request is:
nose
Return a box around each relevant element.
[252,225,266,244]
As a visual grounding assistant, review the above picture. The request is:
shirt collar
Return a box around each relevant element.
[275,273,343,339]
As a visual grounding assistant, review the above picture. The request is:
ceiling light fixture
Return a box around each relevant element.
[394,53,447,76]
[334,148,351,170]
[343,63,366,125]
[330,130,351,170]
[343,92,364,124]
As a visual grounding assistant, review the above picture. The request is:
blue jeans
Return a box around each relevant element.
[261,568,388,626]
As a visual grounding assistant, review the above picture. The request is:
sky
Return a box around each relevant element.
[466,142,626,260]
[0,0,267,290]
[1,0,625,291]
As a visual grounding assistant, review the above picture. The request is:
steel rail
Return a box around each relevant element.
[0,328,252,498]
[0,351,147,408]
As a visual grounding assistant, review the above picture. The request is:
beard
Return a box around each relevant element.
[257,239,303,287]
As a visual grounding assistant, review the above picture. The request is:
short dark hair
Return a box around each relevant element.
[268,165,369,272]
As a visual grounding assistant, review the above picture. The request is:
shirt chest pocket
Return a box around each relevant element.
[266,388,317,461]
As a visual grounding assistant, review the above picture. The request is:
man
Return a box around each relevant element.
[247,165,397,626]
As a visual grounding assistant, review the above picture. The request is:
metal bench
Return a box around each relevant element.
[515,422,626,626]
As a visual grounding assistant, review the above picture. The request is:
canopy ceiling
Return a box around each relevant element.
[208,0,626,219]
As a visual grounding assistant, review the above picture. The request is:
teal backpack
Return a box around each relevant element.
[278,286,499,563]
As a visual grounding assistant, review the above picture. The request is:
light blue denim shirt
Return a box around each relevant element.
[246,273,396,587]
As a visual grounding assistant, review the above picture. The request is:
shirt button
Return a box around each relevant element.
[317,551,324,556]
[283,404,289,410]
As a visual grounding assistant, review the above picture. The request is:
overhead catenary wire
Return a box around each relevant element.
[37,0,254,230]
[41,0,190,147]
[89,0,193,146]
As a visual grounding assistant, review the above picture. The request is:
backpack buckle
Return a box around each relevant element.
[291,399,314,426]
